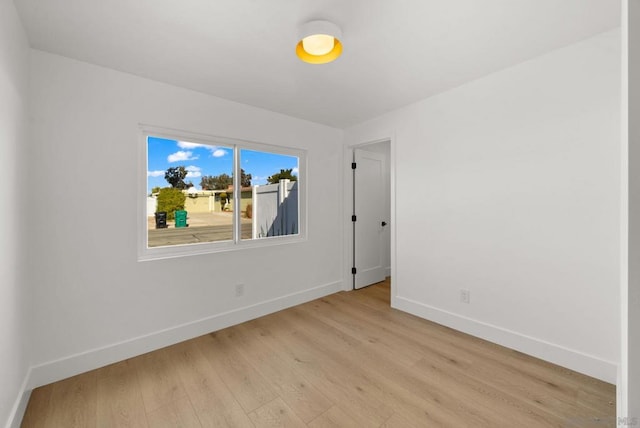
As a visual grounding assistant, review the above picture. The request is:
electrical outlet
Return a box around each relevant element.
[460,289,470,304]
[235,283,245,297]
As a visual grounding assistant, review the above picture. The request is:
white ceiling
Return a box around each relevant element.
[14,0,620,128]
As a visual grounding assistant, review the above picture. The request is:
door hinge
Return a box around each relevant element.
[352,267,357,275]
[352,215,357,222]
[351,162,357,169]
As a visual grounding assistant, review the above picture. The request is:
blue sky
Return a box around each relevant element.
[147,137,298,193]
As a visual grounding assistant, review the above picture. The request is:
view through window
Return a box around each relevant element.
[145,135,301,253]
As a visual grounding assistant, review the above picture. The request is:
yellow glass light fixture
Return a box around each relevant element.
[296,20,343,64]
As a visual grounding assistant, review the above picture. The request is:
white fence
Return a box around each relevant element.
[252,179,298,238]
[147,196,157,217]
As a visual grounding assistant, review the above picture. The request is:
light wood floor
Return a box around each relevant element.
[22,279,615,427]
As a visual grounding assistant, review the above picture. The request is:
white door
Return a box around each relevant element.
[354,148,386,289]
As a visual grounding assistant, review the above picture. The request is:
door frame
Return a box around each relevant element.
[342,136,397,302]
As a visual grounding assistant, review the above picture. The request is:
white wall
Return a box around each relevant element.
[0,1,30,427]
[27,50,344,387]
[345,30,621,383]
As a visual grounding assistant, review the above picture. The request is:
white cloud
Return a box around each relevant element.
[147,170,165,177]
[177,141,207,150]
[292,167,299,176]
[177,141,229,158]
[168,150,198,163]
[185,165,202,178]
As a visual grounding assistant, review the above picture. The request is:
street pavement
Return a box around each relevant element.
[147,212,252,247]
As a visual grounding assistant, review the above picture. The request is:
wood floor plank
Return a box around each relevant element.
[96,360,148,428]
[381,412,425,428]
[246,316,396,426]
[145,396,202,428]
[298,296,433,367]
[166,340,255,427]
[248,397,307,428]
[225,324,334,422]
[307,405,362,428]
[130,347,188,414]
[284,307,491,427]
[20,385,54,428]
[21,278,615,428]
[303,298,563,425]
[195,331,278,413]
[45,371,97,428]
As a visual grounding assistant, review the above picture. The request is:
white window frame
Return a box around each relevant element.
[138,125,307,261]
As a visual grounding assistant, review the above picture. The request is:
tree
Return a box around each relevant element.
[267,168,297,184]
[200,169,251,190]
[240,169,252,187]
[156,187,186,220]
[150,186,161,195]
[165,166,188,189]
[199,175,214,190]
[200,173,232,190]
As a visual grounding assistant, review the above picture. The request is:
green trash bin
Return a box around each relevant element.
[174,210,188,228]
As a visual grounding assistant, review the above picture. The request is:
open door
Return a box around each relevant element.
[353,148,387,289]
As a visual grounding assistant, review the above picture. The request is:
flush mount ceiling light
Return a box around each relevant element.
[296,20,343,64]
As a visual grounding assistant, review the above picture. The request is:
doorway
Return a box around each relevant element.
[351,140,391,290]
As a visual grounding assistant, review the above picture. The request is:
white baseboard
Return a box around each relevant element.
[5,370,32,428]
[393,295,618,384]
[27,281,341,390]
[385,266,391,277]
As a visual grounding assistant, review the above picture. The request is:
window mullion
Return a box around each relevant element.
[233,145,241,243]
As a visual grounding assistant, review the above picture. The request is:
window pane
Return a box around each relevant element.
[239,149,299,240]
[147,136,234,248]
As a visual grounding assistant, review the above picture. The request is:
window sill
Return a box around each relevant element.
[138,233,307,262]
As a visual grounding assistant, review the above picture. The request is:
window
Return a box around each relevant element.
[139,127,305,260]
